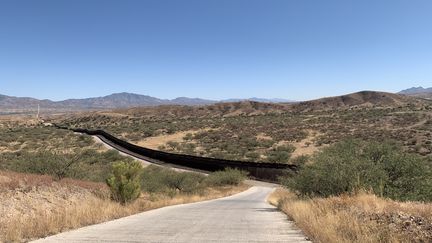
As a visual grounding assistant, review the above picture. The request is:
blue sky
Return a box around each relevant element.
[1,0,431,101]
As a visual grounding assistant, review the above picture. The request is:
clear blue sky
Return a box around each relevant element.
[1,0,431,101]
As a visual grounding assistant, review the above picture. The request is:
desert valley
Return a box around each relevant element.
[2,1,432,242]
[1,88,431,242]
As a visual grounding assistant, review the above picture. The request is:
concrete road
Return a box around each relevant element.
[34,187,309,243]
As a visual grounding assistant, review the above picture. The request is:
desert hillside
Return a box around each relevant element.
[291,91,427,111]
[56,90,432,163]
[115,100,290,118]
[70,91,430,121]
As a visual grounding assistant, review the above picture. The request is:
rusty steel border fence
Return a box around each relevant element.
[55,125,297,182]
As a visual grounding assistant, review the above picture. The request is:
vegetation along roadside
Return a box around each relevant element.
[271,139,432,243]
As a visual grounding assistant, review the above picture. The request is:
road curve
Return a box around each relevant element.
[33,186,309,243]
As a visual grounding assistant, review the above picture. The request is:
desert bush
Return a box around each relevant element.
[0,149,132,182]
[204,168,247,186]
[140,166,171,193]
[284,139,432,201]
[245,151,260,160]
[266,145,295,163]
[166,172,206,194]
[106,161,143,204]
[142,166,246,194]
[0,125,136,182]
[183,133,193,141]
[266,150,291,163]
[181,143,197,154]
[141,166,205,194]
[166,141,179,150]
[0,151,81,180]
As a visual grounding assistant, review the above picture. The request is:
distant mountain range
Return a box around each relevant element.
[111,91,431,119]
[0,92,293,113]
[398,86,432,99]
[221,98,293,103]
[2,89,430,115]
[399,86,432,95]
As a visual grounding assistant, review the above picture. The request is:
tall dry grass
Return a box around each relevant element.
[0,171,248,242]
[269,188,432,243]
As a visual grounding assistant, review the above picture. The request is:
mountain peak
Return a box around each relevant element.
[398,86,432,95]
[398,86,432,99]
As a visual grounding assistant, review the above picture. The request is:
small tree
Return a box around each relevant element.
[106,161,143,204]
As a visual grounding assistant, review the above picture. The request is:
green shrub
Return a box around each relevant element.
[204,168,247,186]
[284,139,432,202]
[0,126,135,182]
[266,151,291,163]
[166,141,179,150]
[183,133,193,141]
[0,151,82,180]
[141,167,246,194]
[0,149,133,182]
[245,151,260,160]
[106,161,143,204]
[265,145,296,163]
[140,166,171,193]
[141,165,205,194]
[166,172,206,194]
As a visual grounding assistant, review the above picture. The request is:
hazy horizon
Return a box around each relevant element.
[1,88,426,103]
[1,1,431,101]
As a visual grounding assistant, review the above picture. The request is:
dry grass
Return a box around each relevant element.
[0,171,248,242]
[269,188,432,243]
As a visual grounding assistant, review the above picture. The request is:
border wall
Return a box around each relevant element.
[56,125,296,182]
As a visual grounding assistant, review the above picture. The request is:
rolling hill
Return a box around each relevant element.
[116,100,290,118]
[100,91,430,119]
[290,91,426,111]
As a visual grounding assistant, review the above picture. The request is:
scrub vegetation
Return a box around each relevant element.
[0,125,133,182]
[57,101,432,163]
[2,92,432,242]
[283,139,432,202]
[0,119,248,242]
[272,139,432,243]
[0,170,247,242]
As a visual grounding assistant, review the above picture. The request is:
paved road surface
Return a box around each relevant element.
[34,186,309,243]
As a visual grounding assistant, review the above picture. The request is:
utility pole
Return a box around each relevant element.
[37,104,40,119]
